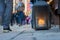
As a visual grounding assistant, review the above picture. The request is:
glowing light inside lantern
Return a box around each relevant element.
[38,18,45,26]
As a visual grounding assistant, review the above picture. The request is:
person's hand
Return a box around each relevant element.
[12,10,17,13]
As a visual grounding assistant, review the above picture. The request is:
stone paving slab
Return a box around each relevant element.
[0,24,28,40]
[0,32,20,40]
[12,25,60,40]
[34,33,60,40]
[0,30,25,40]
[0,25,60,40]
[12,31,60,40]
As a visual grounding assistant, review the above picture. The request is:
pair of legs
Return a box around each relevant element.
[16,11,25,26]
[11,14,23,26]
[16,16,22,26]
[11,14,17,26]
[0,12,12,31]
[0,0,13,32]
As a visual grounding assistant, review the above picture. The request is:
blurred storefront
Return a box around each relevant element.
[12,0,59,25]
[13,0,31,16]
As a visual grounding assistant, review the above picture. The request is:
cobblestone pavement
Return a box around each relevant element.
[0,24,60,40]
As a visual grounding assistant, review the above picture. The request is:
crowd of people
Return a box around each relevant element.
[11,0,32,26]
[0,0,32,33]
[1,0,58,33]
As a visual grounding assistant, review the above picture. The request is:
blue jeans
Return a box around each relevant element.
[16,11,25,25]
[0,1,13,29]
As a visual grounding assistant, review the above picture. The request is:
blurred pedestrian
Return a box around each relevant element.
[54,0,58,16]
[16,0,25,26]
[0,0,13,33]
[26,16,30,24]
[11,13,16,26]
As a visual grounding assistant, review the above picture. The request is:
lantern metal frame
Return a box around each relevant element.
[31,1,52,30]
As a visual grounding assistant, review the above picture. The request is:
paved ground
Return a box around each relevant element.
[0,24,60,40]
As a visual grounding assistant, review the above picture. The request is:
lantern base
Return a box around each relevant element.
[35,27,49,30]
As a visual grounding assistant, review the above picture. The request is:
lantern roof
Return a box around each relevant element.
[33,1,49,6]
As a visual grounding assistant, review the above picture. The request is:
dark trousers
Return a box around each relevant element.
[11,14,16,25]
[0,0,13,30]
[16,11,26,25]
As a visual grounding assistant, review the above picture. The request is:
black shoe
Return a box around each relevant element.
[8,29,12,31]
[3,28,12,31]
[8,26,12,31]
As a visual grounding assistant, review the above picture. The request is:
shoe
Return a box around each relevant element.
[3,30,9,33]
[3,28,12,33]
[8,29,12,31]
[8,26,12,31]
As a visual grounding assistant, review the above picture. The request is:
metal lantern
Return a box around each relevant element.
[31,1,52,30]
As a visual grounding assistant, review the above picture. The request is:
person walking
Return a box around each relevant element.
[16,0,25,26]
[0,0,13,32]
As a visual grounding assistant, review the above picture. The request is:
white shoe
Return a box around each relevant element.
[3,30,9,33]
